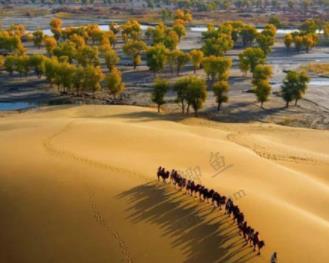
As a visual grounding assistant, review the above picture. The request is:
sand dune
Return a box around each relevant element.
[0,105,328,263]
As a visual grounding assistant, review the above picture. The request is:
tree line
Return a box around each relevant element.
[0,9,312,116]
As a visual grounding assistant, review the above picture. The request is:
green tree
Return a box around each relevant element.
[281,71,310,107]
[43,36,57,56]
[268,15,282,28]
[72,66,85,96]
[76,46,99,67]
[284,33,293,49]
[123,39,147,70]
[53,40,76,63]
[103,48,120,71]
[174,76,207,116]
[173,20,187,40]
[105,67,125,98]
[146,44,168,75]
[185,76,207,116]
[202,26,233,56]
[172,49,190,76]
[300,19,318,34]
[190,49,204,73]
[238,47,266,75]
[82,66,104,96]
[252,64,273,107]
[0,55,4,73]
[240,25,258,47]
[4,55,16,76]
[29,54,46,78]
[15,56,30,77]
[44,57,60,88]
[151,78,169,112]
[121,20,141,42]
[212,80,229,111]
[32,30,44,49]
[254,80,272,108]
[202,55,232,82]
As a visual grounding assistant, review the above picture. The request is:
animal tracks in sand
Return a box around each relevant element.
[42,121,150,182]
[226,132,325,165]
[43,121,140,263]
[87,189,133,263]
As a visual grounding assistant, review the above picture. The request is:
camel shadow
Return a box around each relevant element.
[116,182,257,263]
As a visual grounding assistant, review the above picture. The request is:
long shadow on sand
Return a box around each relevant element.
[117,182,257,263]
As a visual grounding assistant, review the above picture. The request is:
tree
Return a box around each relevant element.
[50,18,62,40]
[29,54,46,78]
[4,55,16,76]
[164,31,179,50]
[238,47,266,75]
[121,20,141,42]
[324,22,329,39]
[293,34,303,52]
[44,36,57,56]
[202,55,232,82]
[185,76,207,116]
[212,81,229,111]
[174,9,192,23]
[202,26,233,56]
[53,40,76,63]
[123,39,147,70]
[72,66,85,96]
[105,67,125,98]
[76,46,99,67]
[86,24,102,44]
[0,32,25,54]
[284,33,293,49]
[252,64,273,83]
[190,49,204,73]
[103,48,120,71]
[171,49,190,76]
[240,25,258,47]
[15,56,30,77]
[300,19,318,34]
[268,15,282,28]
[146,44,168,75]
[56,62,75,93]
[173,20,187,40]
[44,57,60,88]
[252,64,273,107]
[32,30,44,49]
[254,80,272,108]
[0,55,4,73]
[281,71,310,107]
[70,34,86,48]
[173,76,207,116]
[82,66,104,96]
[302,34,318,53]
[256,33,274,55]
[256,24,276,55]
[151,78,169,112]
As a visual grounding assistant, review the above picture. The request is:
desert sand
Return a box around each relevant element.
[0,105,328,263]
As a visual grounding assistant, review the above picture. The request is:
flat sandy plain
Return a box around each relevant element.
[0,105,328,262]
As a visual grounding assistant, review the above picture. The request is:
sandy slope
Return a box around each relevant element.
[0,105,328,263]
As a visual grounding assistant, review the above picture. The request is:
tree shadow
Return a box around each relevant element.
[204,101,287,123]
[116,182,257,262]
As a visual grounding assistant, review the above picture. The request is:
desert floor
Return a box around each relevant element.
[0,105,328,263]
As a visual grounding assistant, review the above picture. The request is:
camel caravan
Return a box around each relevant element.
[157,166,265,255]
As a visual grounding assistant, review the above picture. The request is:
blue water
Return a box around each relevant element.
[0,102,35,111]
